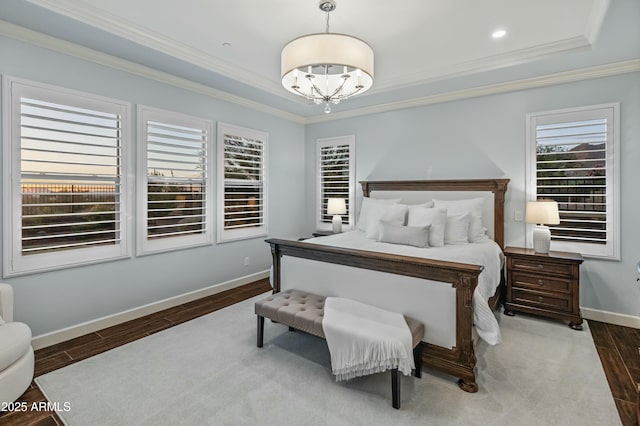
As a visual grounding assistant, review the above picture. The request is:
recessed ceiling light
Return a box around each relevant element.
[492,29,507,39]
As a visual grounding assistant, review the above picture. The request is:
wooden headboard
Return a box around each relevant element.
[360,179,510,249]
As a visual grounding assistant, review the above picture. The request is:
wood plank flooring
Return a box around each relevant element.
[0,279,636,425]
[589,320,640,426]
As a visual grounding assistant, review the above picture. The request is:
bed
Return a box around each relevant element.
[266,178,510,392]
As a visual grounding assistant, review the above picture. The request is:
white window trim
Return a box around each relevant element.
[315,135,356,232]
[136,105,214,256]
[2,76,132,277]
[216,122,268,243]
[525,102,620,260]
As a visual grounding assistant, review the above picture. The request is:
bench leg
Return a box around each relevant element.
[257,315,264,348]
[391,368,400,409]
[413,342,423,378]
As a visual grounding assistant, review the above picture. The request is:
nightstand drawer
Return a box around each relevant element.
[512,288,571,313]
[511,258,573,276]
[512,272,572,293]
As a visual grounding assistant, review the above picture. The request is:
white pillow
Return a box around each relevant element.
[444,212,472,245]
[378,222,431,248]
[357,197,401,231]
[407,207,447,247]
[433,198,486,243]
[365,203,408,239]
[405,200,434,210]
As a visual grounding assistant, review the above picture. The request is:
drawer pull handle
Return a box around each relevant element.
[537,279,544,285]
[537,264,544,270]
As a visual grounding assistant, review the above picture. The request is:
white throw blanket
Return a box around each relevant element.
[322,297,414,381]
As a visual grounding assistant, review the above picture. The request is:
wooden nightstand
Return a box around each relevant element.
[503,246,584,330]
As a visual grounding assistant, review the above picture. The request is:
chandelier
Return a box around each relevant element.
[281,0,374,113]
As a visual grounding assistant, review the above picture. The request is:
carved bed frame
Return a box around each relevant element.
[266,178,510,392]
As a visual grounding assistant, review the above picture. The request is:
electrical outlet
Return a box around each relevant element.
[514,209,524,222]
[244,256,250,267]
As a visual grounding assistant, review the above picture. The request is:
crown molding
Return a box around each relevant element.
[2,16,636,127]
[0,20,306,124]
[26,0,291,101]
[305,59,640,124]
[371,35,592,95]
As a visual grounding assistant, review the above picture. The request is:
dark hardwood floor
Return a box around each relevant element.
[1,279,636,425]
[589,320,640,426]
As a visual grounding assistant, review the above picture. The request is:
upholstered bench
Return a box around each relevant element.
[255,289,425,409]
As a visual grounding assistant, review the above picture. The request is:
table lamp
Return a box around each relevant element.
[327,198,346,233]
[525,200,560,254]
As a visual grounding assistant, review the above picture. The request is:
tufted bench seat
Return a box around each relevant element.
[255,289,425,409]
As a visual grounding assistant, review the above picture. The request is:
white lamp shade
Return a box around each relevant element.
[525,201,560,225]
[327,198,347,215]
[281,33,374,98]
[281,33,374,78]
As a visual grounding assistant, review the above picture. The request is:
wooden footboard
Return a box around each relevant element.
[266,238,483,392]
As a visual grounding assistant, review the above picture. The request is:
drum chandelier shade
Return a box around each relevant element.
[280,0,374,113]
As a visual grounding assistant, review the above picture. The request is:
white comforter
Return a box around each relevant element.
[304,231,504,345]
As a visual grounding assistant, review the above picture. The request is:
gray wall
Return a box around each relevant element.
[305,71,640,318]
[0,35,306,336]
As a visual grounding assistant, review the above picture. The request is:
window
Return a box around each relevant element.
[2,76,131,276]
[316,136,355,231]
[217,123,268,242]
[137,106,213,255]
[526,103,620,259]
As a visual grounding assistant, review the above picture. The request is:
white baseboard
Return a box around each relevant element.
[582,307,640,329]
[31,270,270,350]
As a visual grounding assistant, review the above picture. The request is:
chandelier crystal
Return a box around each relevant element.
[281,0,374,113]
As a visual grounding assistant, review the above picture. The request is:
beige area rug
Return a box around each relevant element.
[36,293,620,425]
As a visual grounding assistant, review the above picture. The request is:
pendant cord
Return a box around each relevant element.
[325,10,330,33]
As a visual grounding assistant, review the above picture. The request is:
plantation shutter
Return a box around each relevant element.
[223,135,264,229]
[20,97,123,254]
[217,123,268,242]
[536,119,607,243]
[146,122,207,238]
[316,136,355,231]
[4,77,131,276]
[528,103,619,259]
[320,146,351,224]
[137,106,212,255]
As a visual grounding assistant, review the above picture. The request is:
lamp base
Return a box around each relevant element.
[332,215,342,233]
[533,225,551,253]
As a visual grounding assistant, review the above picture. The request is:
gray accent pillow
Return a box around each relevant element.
[378,221,431,248]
